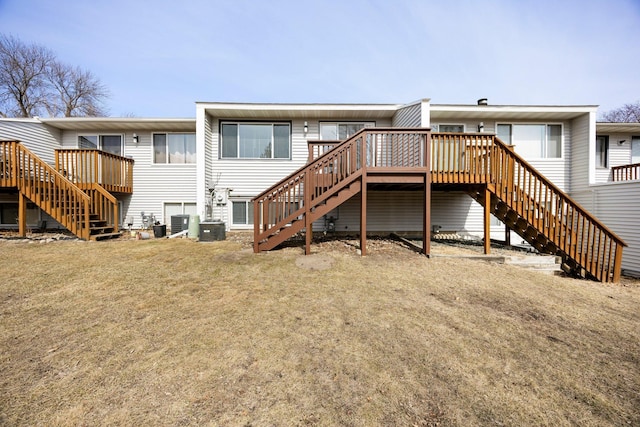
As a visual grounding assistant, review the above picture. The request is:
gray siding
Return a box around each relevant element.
[590,182,640,275]
[310,191,485,236]
[392,103,422,127]
[0,119,61,164]
[61,129,197,229]
[214,117,393,229]
[125,133,197,228]
[570,114,590,193]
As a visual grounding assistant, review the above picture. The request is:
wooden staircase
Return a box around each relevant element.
[0,141,121,240]
[253,131,626,283]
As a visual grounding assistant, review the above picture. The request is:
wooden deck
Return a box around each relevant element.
[254,130,626,283]
[0,141,133,240]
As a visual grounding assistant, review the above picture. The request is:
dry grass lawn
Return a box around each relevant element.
[1,234,639,426]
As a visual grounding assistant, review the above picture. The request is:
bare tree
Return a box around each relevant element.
[47,61,108,117]
[0,34,54,117]
[0,34,109,118]
[601,101,640,122]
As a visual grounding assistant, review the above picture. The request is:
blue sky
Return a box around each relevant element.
[1,0,639,117]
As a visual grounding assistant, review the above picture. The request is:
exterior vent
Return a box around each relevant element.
[477,98,488,106]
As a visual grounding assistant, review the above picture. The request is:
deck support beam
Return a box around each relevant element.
[423,171,431,257]
[484,188,491,255]
[18,191,27,237]
[360,174,367,256]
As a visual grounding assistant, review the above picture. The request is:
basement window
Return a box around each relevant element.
[232,201,254,225]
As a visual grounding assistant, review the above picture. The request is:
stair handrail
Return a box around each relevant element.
[489,135,626,281]
[88,183,119,233]
[253,129,366,244]
[3,141,91,240]
[490,136,626,246]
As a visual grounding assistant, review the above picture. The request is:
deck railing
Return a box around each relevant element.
[428,132,625,282]
[55,149,134,193]
[1,141,91,240]
[612,163,640,181]
[256,129,430,250]
[264,131,626,281]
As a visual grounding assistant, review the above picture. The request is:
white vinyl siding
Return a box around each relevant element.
[62,129,197,229]
[590,181,640,275]
[570,114,590,192]
[0,119,61,164]
[212,117,392,230]
[392,102,422,127]
[311,191,482,235]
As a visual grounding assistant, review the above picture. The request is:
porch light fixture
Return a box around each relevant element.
[478,122,484,132]
[132,133,139,144]
[618,139,626,145]
[303,121,308,134]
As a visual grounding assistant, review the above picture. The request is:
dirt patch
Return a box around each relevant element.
[295,253,334,270]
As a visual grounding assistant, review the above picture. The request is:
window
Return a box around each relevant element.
[153,133,196,164]
[232,201,254,225]
[221,123,290,159]
[319,122,374,140]
[78,135,123,156]
[596,136,609,168]
[497,124,562,158]
[435,124,465,133]
[632,136,640,164]
[164,202,197,225]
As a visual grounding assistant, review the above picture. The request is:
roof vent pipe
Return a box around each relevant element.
[477,98,488,106]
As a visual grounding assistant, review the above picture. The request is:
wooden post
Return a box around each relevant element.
[484,188,491,255]
[612,244,623,283]
[18,191,27,237]
[305,171,312,255]
[423,132,431,257]
[360,174,367,256]
[253,200,260,253]
[423,172,431,257]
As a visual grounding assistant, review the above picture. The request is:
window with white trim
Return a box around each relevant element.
[497,124,562,158]
[319,122,374,140]
[632,136,640,164]
[153,133,196,164]
[78,134,123,156]
[434,124,465,133]
[596,136,609,168]
[232,201,254,225]
[221,122,290,159]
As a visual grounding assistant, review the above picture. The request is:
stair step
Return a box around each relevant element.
[90,223,115,233]
[91,232,121,241]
